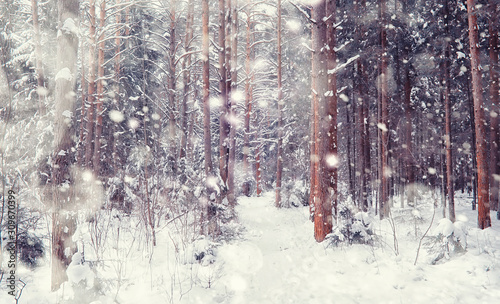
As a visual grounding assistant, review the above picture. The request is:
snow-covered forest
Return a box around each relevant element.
[1,0,500,303]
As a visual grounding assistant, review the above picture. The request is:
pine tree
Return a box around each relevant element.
[467,0,491,229]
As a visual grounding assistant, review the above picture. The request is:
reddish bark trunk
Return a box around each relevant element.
[311,0,332,242]
[467,0,491,229]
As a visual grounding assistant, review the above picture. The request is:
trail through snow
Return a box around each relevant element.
[185,192,500,304]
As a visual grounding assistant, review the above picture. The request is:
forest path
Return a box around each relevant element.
[213,192,500,304]
[216,191,375,304]
[217,191,317,303]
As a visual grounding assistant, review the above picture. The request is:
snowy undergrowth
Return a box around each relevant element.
[0,203,240,304]
[178,191,500,304]
[1,191,499,303]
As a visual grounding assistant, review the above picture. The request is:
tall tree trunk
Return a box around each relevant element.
[311,0,332,242]
[256,143,262,196]
[168,0,177,173]
[111,0,121,172]
[202,0,213,176]
[78,34,86,167]
[275,0,284,207]
[31,0,45,114]
[444,0,455,221]
[489,0,499,215]
[51,0,79,291]
[179,0,194,163]
[379,0,390,219]
[401,0,414,208]
[219,0,229,188]
[404,58,415,207]
[93,0,105,175]
[325,0,338,218]
[227,0,238,206]
[309,15,317,221]
[243,10,252,197]
[140,35,156,245]
[202,0,215,234]
[467,0,491,229]
[85,0,96,169]
[467,76,478,210]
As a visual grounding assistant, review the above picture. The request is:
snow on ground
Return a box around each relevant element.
[1,190,499,303]
[181,191,500,304]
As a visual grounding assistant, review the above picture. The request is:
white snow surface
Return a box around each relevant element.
[2,192,500,303]
[179,192,500,304]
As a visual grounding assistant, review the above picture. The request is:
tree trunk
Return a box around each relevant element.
[85,0,96,169]
[467,75,478,210]
[489,0,499,215]
[93,0,105,175]
[325,0,338,218]
[444,0,455,221]
[275,0,283,207]
[467,0,491,229]
[179,0,193,163]
[202,0,213,177]
[168,0,177,173]
[227,0,238,206]
[242,9,253,197]
[379,0,390,219]
[111,0,121,172]
[219,0,229,188]
[311,0,332,242]
[202,0,215,235]
[51,0,79,291]
[78,34,86,167]
[309,15,317,221]
[404,58,415,207]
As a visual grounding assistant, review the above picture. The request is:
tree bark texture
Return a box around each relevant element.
[467,0,491,229]
[243,9,253,197]
[85,0,96,169]
[379,0,390,219]
[275,0,283,207]
[93,0,105,175]
[227,0,238,206]
[444,0,455,221]
[179,0,194,162]
[489,0,499,214]
[311,0,333,242]
[168,0,177,173]
[325,0,338,217]
[219,0,229,187]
